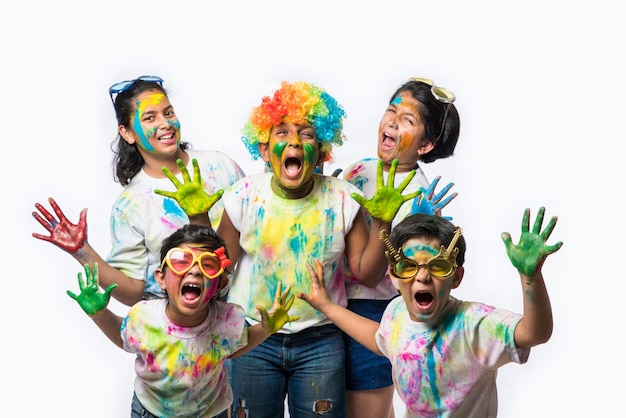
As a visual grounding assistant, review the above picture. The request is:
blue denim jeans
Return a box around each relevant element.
[231,324,346,417]
[131,392,228,418]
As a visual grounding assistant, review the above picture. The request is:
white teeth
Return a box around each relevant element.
[159,135,172,141]
[182,283,201,289]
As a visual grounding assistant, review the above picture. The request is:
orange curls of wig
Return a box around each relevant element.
[241,81,347,161]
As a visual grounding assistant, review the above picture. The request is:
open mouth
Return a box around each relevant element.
[414,291,434,308]
[182,283,202,302]
[284,157,303,177]
[158,133,177,145]
[381,133,397,149]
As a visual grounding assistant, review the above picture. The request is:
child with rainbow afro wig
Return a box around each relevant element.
[217,80,419,417]
[241,80,346,165]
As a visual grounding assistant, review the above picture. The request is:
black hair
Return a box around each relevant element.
[389,214,466,267]
[389,79,460,163]
[159,224,229,263]
[110,79,191,186]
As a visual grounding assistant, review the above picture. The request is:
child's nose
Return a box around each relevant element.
[187,264,203,277]
[414,267,432,283]
[288,133,302,146]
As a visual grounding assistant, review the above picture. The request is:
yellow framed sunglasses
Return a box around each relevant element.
[379,227,462,280]
[161,247,231,279]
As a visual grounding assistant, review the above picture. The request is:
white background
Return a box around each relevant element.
[4,1,623,416]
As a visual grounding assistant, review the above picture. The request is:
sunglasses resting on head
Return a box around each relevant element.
[108,75,164,104]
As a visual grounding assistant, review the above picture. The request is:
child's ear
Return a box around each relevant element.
[217,275,229,294]
[417,140,435,157]
[451,266,464,289]
[258,143,270,162]
[317,150,327,165]
[119,125,136,145]
[155,268,167,291]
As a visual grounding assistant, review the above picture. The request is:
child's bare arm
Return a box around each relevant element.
[501,207,563,348]
[298,259,383,355]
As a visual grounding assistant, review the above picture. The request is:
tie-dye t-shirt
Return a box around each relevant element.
[106,149,245,298]
[222,172,363,333]
[375,296,529,418]
[343,158,429,300]
[121,299,247,417]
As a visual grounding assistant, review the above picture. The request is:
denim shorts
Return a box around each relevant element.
[344,298,396,390]
[231,323,347,417]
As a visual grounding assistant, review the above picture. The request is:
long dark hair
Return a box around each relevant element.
[389,79,460,163]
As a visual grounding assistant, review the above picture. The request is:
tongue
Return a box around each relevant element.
[286,161,300,176]
[382,136,396,148]
[182,287,200,301]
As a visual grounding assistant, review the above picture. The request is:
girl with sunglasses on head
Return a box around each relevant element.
[67,224,299,418]
[32,76,245,306]
[340,77,461,418]
[300,208,562,418]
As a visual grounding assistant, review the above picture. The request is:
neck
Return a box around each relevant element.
[270,176,315,199]
[384,161,419,173]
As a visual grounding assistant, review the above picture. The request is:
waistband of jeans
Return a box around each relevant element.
[249,321,339,337]
[293,323,339,336]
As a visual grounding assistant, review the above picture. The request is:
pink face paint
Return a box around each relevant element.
[203,277,219,303]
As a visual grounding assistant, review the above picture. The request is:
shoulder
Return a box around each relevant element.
[227,172,270,191]
[127,299,164,318]
[343,158,378,179]
[187,149,245,175]
[214,301,247,330]
[318,174,361,192]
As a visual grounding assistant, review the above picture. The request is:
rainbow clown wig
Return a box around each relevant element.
[241,81,347,163]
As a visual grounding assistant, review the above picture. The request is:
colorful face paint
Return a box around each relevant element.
[378,92,426,168]
[403,243,438,258]
[131,93,180,153]
[267,123,319,197]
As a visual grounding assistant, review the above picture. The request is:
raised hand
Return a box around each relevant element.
[32,197,87,254]
[257,282,300,333]
[351,159,422,223]
[67,263,118,315]
[501,207,563,278]
[411,176,458,220]
[154,158,224,217]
